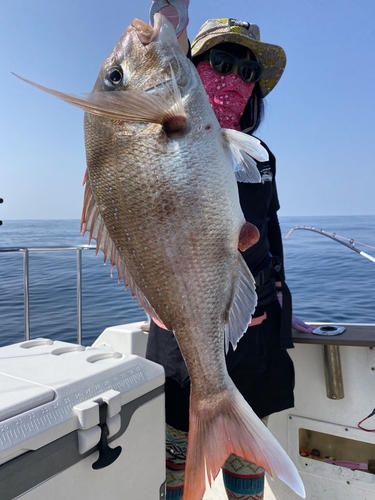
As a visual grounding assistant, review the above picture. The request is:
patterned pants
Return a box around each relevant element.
[165,417,269,500]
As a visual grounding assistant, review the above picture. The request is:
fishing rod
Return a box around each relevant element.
[285,226,375,264]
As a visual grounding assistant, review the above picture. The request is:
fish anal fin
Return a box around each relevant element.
[224,254,257,353]
[184,385,306,500]
[238,222,260,251]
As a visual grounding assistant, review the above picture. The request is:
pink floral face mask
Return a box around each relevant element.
[197,61,255,130]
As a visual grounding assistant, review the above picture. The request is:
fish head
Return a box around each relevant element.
[91,14,193,97]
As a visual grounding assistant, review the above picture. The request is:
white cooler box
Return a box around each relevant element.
[0,338,165,499]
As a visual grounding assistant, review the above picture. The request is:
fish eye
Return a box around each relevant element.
[104,66,124,88]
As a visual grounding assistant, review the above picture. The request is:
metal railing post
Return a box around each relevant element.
[323,344,344,400]
[0,245,95,343]
[77,248,83,345]
[23,249,30,340]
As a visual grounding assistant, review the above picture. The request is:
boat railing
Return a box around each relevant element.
[0,245,96,344]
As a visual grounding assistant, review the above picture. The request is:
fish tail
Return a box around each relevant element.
[183,385,305,500]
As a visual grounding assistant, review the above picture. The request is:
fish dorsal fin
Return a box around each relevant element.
[222,128,269,183]
[80,169,166,328]
[224,254,257,353]
[12,69,186,129]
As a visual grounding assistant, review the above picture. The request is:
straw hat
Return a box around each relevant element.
[191,18,287,97]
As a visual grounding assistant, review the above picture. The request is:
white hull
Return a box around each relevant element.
[266,336,375,500]
[97,322,375,500]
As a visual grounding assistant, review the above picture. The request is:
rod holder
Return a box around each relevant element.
[322,345,344,400]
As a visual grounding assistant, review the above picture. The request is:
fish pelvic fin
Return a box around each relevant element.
[12,68,187,130]
[184,385,305,500]
[238,221,260,252]
[222,128,269,183]
[80,169,167,328]
[224,254,257,353]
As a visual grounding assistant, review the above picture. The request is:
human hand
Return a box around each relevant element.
[151,0,190,32]
[277,292,314,333]
[292,315,315,333]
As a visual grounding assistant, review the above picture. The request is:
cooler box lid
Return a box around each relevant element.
[0,338,164,465]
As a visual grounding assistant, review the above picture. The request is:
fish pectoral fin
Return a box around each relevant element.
[184,386,306,500]
[224,254,257,353]
[12,70,187,128]
[222,128,269,183]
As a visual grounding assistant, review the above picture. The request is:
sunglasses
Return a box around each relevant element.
[207,49,264,84]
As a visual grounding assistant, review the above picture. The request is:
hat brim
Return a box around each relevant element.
[191,32,286,97]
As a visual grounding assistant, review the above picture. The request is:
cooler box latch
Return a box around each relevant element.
[74,389,122,468]
[92,401,122,469]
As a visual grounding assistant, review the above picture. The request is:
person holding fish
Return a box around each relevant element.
[146,1,313,499]
[16,4,307,499]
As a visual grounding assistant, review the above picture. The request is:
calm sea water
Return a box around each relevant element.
[0,216,374,347]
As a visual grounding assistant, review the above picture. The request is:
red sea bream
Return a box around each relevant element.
[14,14,305,500]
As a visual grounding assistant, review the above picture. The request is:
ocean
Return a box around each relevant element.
[0,216,374,348]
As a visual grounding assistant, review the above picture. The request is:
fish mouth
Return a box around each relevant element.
[131,14,162,45]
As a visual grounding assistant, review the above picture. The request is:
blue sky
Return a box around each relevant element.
[1,0,374,220]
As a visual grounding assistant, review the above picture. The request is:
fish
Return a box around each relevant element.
[13,14,305,500]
